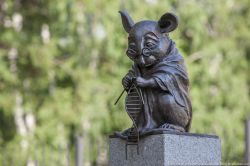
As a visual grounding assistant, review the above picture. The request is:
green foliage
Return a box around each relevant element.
[0,0,249,164]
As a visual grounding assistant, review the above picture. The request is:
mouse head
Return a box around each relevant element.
[119,11,178,68]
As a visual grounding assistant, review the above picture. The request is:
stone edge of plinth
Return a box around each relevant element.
[109,130,219,139]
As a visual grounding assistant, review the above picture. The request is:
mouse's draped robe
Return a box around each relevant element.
[127,43,192,134]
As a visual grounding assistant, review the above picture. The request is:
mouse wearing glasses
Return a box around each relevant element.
[119,11,192,137]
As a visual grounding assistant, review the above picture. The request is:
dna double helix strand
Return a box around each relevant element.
[114,77,144,159]
[124,80,144,159]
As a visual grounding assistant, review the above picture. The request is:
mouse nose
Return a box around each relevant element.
[142,48,151,57]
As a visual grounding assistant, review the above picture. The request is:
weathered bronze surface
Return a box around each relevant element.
[115,11,192,140]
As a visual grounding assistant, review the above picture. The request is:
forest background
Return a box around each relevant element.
[0,0,250,165]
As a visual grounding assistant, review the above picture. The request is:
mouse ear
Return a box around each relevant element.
[158,12,178,33]
[119,11,134,33]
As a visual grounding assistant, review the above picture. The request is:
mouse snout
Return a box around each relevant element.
[139,55,146,66]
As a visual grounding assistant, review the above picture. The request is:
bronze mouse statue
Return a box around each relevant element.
[116,11,192,138]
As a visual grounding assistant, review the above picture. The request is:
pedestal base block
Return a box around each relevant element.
[109,132,221,166]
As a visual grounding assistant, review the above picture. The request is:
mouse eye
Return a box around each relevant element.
[126,48,138,59]
[126,43,138,59]
[144,38,158,49]
[127,48,136,55]
[145,42,156,48]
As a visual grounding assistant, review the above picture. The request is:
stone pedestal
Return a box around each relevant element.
[109,131,221,166]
